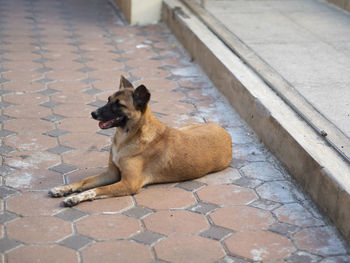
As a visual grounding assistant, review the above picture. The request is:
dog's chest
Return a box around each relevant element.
[111,143,131,168]
[111,145,121,167]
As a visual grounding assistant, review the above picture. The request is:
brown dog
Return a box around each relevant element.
[49,76,232,206]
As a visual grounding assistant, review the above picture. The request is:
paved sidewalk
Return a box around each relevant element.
[0,0,349,262]
[205,0,350,152]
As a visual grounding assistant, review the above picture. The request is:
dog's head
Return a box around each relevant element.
[91,75,150,129]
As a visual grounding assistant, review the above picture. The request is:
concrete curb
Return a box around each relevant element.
[162,0,350,242]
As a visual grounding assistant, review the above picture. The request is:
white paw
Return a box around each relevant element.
[63,195,80,207]
[62,190,96,207]
[48,186,72,197]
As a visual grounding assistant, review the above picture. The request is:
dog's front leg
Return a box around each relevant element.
[62,160,144,206]
[62,179,142,207]
[49,162,120,197]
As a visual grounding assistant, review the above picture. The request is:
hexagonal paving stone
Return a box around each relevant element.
[286,251,322,263]
[7,217,73,243]
[199,225,232,241]
[46,70,85,82]
[196,184,257,206]
[40,100,61,108]
[320,256,350,263]
[131,230,165,245]
[0,237,21,253]
[76,214,142,240]
[7,245,78,263]
[46,145,73,155]
[150,89,185,103]
[123,206,153,219]
[39,88,57,96]
[49,163,78,175]
[256,181,305,203]
[3,71,43,84]
[59,234,93,250]
[188,201,219,215]
[196,167,241,185]
[48,81,89,93]
[3,92,48,105]
[274,203,324,228]
[41,113,65,123]
[55,208,88,222]
[294,227,348,256]
[132,67,169,79]
[77,196,133,214]
[4,104,51,119]
[4,133,57,152]
[5,151,60,170]
[5,169,63,191]
[151,101,195,115]
[269,222,300,237]
[46,60,82,71]
[240,162,284,181]
[62,149,108,168]
[51,91,94,104]
[0,112,12,122]
[54,104,95,118]
[6,191,63,216]
[135,184,196,210]
[144,210,209,235]
[0,129,15,138]
[232,176,263,189]
[44,128,70,138]
[249,199,281,211]
[82,241,153,263]
[0,144,14,155]
[0,186,17,199]
[57,118,97,133]
[224,230,296,261]
[175,180,205,191]
[60,132,110,151]
[155,235,225,263]
[233,144,267,162]
[210,206,275,231]
[4,118,54,133]
[0,82,45,95]
[0,211,18,225]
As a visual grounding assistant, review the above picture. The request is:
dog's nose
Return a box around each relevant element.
[91,111,98,119]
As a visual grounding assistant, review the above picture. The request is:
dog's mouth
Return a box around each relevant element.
[98,116,126,129]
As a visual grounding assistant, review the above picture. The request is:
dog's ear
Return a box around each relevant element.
[133,85,150,112]
[119,75,133,90]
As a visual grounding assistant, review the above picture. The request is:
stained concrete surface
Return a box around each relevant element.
[205,0,350,140]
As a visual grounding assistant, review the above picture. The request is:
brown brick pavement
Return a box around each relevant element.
[0,0,349,262]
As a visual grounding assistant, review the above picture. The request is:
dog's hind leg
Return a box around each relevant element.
[49,161,120,197]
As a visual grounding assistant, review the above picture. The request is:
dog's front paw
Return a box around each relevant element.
[48,186,72,197]
[62,195,80,207]
[62,190,97,207]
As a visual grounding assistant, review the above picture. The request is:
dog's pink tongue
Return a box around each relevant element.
[98,121,105,129]
[99,120,111,129]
